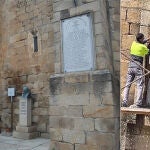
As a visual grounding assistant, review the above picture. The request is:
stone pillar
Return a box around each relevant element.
[13,97,39,139]
[19,97,31,126]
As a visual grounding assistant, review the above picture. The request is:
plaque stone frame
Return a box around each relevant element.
[61,13,95,73]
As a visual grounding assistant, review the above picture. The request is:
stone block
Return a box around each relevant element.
[112,40,120,52]
[95,118,115,132]
[112,14,120,22]
[38,96,49,107]
[49,116,74,129]
[32,108,48,115]
[50,75,65,95]
[83,105,117,118]
[121,35,135,50]
[91,71,112,82]
[13,131,39,139]
[41,132,50,138]
[94,23,103,35]
[121,21,129,35]
[62,129,85,144]
[94,11,103,23]
[61,82,91,95]
[75,144,99,150]
[101,92,114,105]
[70,1,99,15]
[121,8,127,20]
[108,0,120,8]
[130,23,140,35]
[49,106,83,117]
[37,123,47,132]
[64,74,89,83]
[112,30,120,41]
[53,1,73,12]
[49,93,89,106]
[53,21,60,33]
[141,10,150,26]
[9,32,27,43]
[121,0,141,8]
[16,126,37,133]
[92,81,112,93]
[113,51,120,61]
[86,132,115,147]
[74,118,94,131]
[50,128,63,141]
[50,141,74,150]
[89,93,102,105]
[53,12,60,22]
[55,63,61,74]
[28,74,38,82]
[127,8,141,23]
[33,116,39,122]
[95,34,105,47]
[142,0,150,9]
[60,9,70,19]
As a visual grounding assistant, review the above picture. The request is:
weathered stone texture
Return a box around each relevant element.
[86,131,115,147]
[48,3,120,148]
[49,71,119,149]
[50,141,74,150]
[0,0,54,134]
[0,0,119,149]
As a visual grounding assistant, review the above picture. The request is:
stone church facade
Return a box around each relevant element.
[0,0,120,149]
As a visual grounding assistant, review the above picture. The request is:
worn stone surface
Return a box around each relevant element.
[49,71,119,149]
[0,0,54,135]
[0,0,120,150]
[50,141,74,150]
[49,2,120,145]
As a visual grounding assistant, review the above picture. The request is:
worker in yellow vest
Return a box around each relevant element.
[122,33,150,108]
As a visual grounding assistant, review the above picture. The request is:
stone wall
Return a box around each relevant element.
[121,0,150,150]
[49,0,120,149]
[0,0,54,136]
[108,0,120,78]
[0,0,120,145]
[121,0,142,105]
[121,0,150,104]
[125,123,150,149]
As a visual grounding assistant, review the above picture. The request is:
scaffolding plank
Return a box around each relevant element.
[121,107,150,115]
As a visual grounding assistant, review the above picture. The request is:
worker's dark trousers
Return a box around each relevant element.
[122,61,144,106]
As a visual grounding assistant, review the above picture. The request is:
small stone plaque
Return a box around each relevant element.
[62,13,94,72]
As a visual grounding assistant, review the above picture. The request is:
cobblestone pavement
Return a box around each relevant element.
[0,135,49,150]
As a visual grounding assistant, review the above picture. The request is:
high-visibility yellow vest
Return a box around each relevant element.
[130,41,149,57]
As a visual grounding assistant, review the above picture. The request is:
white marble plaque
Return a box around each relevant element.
[62,14,94,72]
[19,97,31,126]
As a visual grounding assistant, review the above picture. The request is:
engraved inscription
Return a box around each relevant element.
[20,100,27,126]
[62,14,94,72]
[20,101,27,115]
[19,98,31,126]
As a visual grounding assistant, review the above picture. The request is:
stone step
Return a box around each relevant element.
[16,125,37,133]
[13,131,39,140]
